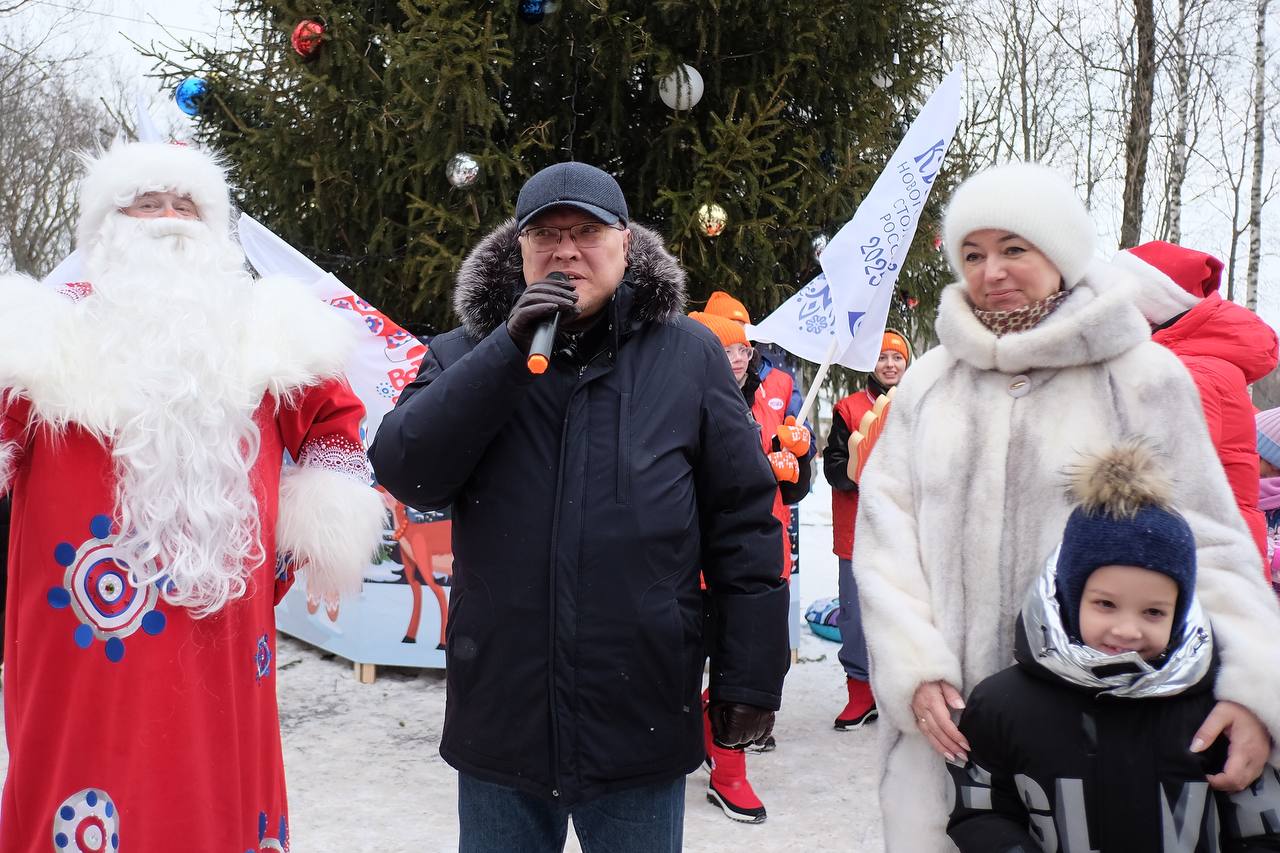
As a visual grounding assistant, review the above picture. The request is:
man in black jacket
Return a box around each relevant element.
[369,162,790,852]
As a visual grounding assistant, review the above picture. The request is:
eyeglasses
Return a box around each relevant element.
[519,222,624,252]
[724,344,753,360]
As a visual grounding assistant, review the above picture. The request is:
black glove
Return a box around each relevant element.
[506,277,579,353]
[707,701,775,749]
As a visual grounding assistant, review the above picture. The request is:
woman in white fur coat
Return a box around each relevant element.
[852,162,1280,852]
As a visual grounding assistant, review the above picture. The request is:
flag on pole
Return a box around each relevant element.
[749,66,963,371]
[236,214,426,446]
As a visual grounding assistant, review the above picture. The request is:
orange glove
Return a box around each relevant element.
[775,416,811,457]
[768,450,800,483]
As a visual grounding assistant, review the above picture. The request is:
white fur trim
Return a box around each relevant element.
[0,439,15,496]
[77,141,233,247]
[934,260,1150,374]
[1111,249,1201,324]
[243,275,358,401]
[943,161,1097,288]
[276,464,384,602]
[0,274,357,434]
[853,261,1280,839]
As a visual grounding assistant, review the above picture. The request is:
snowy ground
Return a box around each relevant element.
[0,478,885,852]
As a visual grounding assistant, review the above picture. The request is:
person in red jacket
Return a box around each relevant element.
[689,309,812,824]
[1116,241,1279,565]
[823,330,912,729]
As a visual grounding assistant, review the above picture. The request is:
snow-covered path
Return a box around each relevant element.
[1,479,887,851]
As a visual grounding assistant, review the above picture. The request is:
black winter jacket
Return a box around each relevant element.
[369,221,790,805]
[947,567,1280,852]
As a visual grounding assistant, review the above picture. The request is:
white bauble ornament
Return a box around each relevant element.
[658,64,705,110]
[446,153,480,188]
[697,203,727,237]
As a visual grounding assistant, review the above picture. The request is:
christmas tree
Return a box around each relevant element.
[148,1,953,341]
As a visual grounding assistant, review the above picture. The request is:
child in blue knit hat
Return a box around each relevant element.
[946,439,1280,852]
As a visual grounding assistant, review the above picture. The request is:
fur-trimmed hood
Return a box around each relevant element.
[935,259,1152,374]
[452,219,686,339]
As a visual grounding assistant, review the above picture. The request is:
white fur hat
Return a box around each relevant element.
[943,162,1097,288]
[76,141,233,248]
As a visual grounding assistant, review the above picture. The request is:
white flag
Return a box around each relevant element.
[237,214,426,447]
[750,66,963,370]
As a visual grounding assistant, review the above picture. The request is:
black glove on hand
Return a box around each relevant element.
[506,278,579,353]
[707,701,776,749]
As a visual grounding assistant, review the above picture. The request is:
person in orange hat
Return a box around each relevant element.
[823,329,912,730]
[688,309,812,824]
[703,291,815,605]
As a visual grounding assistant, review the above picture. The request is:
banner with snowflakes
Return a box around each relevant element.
[749,66,962,371]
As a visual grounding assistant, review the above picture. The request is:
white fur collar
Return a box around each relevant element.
[0,273,355,435]
[934,260,1152,374]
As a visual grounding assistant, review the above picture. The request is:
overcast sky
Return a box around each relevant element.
[9,1,1280,328]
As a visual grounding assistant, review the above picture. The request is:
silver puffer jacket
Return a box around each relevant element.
[1020,547,1213,698]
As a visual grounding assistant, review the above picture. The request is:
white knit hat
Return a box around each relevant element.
[76,141,234,249]
[943,162,1097,288]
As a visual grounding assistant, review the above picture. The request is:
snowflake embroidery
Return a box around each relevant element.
[375,381,394,399]
[48,514,167,663]
[297,435,370,482]
[804,314,830,334]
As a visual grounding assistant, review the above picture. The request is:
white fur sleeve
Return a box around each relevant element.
[276,459,385,603]
[1125,344,1280,760]
[852,362,964,733]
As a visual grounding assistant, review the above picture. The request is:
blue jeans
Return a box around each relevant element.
[837,558,869,680]
[457,773,686,853]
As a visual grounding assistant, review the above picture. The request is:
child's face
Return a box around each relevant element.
[1261,458,1280,478]
[1078,564,1179,661]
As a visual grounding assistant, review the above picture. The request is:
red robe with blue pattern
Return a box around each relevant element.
[0,278,377,853]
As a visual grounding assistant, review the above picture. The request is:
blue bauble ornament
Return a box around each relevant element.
[174,76,208,117]
[518,0,545,24]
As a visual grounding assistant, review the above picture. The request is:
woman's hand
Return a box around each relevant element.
[911,680,970,762]
[1191,700,1272,792]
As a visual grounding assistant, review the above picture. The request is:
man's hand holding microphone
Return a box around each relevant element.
[507,271,579,374]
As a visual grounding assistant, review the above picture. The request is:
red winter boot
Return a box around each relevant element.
[834,676,878,730]
[703,695,767,823]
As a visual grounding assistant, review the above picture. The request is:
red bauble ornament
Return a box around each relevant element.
[291,20,325,60]
[908,297,920,309]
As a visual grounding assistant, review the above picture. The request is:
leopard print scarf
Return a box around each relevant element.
[972,290,1070,337]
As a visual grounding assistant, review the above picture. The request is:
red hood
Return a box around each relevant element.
[1152,292,1279,382]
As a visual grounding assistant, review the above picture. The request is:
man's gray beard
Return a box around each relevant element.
[82,214,265,616]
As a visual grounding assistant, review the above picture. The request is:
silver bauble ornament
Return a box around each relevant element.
[658,64,705,110]
[812,234,830,258]
[697,203,727,238]
[446,153,480,188]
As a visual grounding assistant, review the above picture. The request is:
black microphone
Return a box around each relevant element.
[526,271,568,375]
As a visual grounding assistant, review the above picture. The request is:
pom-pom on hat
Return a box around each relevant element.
[688,310,748,348]
[76,140,234,248]
[1257,407,1280,469]
[943,161,1097,289]
[704,290,752,324]
[1055,438,1196,641]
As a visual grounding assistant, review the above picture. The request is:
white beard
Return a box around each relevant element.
[80,214,265,616]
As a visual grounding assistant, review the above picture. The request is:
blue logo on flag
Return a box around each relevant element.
[847,312,866,336]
